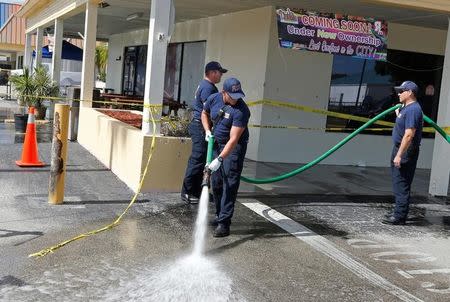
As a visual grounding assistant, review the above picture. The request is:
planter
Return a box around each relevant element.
[78,108,192,192]
[14,114,28,133]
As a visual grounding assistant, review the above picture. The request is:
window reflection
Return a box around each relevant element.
[327,49,443,137]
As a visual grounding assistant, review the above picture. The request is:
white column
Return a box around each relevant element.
[80,1,98,107]
[35,27,44,67]
[24,32,32,69]
[52,18,64,85]
[429,18,450,197]
[142,0,173,135]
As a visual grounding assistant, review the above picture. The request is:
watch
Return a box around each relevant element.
[218,156,223,162]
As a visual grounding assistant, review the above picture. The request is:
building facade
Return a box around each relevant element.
[17,0,450,196]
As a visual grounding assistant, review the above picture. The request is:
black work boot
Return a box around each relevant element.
[181,193,199,205]
[213,223,230,237]
[384,212,393,219]
[382,215,406,225]
[209,216,219,226]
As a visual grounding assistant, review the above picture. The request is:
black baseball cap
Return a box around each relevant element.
[205,61,228,73]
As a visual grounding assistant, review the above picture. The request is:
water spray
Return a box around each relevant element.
[192,133,215,256]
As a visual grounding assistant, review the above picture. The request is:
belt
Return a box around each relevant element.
[394,143,420,150]
[216,139,248,145]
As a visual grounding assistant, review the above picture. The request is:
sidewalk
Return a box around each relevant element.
[1,102,449,301]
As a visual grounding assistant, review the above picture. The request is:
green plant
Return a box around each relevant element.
[9,67,36,107]
[95,43,108,82]
[10,65,59,109]
[33,65,60,104]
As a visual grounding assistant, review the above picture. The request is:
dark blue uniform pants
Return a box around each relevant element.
[181,120,207,198]
[211,142,247,227]
[391,145,419,220]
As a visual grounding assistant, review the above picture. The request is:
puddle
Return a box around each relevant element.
[0,258,242,302]
[0,123,53,144]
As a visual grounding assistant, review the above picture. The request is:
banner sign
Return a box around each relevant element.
[276,7,388,61]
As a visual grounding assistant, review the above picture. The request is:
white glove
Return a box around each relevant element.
[205,130,212,142]
[208,157,222,172]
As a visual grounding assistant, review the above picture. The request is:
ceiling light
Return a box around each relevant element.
[126,12,143,21]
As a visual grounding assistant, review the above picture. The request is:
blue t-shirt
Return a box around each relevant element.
[192,79,218,120]
[203,92,250,144]
[392,102,423,147]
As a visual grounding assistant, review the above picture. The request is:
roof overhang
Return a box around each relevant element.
[18,0,450,41]
[17,0,51,18]
[366,0,450,14]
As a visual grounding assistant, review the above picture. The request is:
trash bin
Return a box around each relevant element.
[67,86,80,141]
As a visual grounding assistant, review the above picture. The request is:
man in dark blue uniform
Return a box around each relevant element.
[202,78,250,237]
[383,81,423,225]
[181,61,227,204]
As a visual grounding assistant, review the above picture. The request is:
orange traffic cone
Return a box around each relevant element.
[16,107,45,167]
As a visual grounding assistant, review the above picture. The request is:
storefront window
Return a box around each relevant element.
[121,41,206,110]
[164,41,206,108]
[327,49,444,137]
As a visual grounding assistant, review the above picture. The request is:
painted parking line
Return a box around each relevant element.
[241,200,424,302]
[398,268,450,278]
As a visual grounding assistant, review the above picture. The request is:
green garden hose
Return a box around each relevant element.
[206,134,215,165]
[423,114,450,144]
[241,104,449,184]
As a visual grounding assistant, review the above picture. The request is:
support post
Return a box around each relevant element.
[48,19,64,120]
[52,18,63,85]
[142,0,173,135]
[80,1,98,107]
[429,18,450,197]
[24,33,32,69]
[49,104,70,205]
[35,27,44,67]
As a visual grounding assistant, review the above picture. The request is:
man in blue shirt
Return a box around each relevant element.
[181,61,228,204]
[202,78,250,237]
[383,81,423,225]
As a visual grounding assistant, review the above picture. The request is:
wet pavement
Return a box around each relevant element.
[1,102,450,301]
[0,100,53,144]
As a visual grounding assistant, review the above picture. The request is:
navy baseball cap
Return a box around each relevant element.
[223,78,245,100]
[394,81,419,94]
[205,61,227,73]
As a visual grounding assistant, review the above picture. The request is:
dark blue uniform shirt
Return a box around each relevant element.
[192,79,218,120]
[203,92,250,144]
[392,102,423,148]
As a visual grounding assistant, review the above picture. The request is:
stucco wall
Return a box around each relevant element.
[106,7,272,160]
[389,23,446,56]
[106,6,446,168]
[171,6,272,160]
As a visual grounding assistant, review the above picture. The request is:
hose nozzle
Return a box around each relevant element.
[201,168,211,187]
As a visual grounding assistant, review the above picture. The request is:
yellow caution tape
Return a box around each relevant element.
[248,99,396,127]
[6,93,448,133]
[29,107,159,258]
[248,124,449,134]
[2,93,162,108]
[248,124,391,132]
[247,99,449,134]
